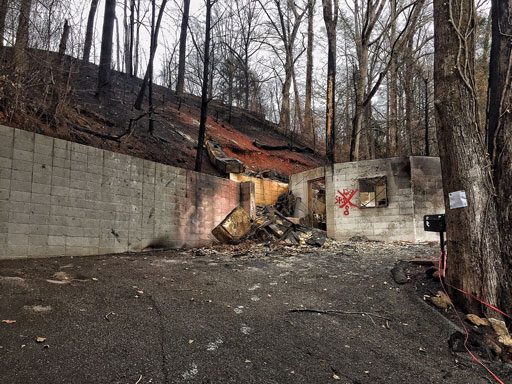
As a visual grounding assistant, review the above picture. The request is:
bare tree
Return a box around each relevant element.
[195,0,218,171]
[176,0,191,95]
[83,0,99,62]
[304,0,315,146]
[259,0,307,133]
[133,0,168,110]
[348,0,425,161]
[97,0,116,99]
[323,0,338,163]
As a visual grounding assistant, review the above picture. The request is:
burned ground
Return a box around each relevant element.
[0,48,325,179]
[1,241,510,383]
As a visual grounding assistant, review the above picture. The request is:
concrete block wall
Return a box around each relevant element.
[289,157,445,242]
[331,158,415,242]
[0,125,240,259]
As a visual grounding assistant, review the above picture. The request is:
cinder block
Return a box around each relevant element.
[52,167,70,179]
[8,233,29,246]
[10,191,31,202]
[51,185,69,197]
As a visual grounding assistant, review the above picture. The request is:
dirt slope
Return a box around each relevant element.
[0,48,325,179]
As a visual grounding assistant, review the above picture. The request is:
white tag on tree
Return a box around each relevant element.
[449,191,467,209]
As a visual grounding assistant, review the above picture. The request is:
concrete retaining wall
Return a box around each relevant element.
[290,157,445,242]
[0,125,240,259]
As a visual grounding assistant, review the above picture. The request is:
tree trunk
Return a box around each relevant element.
[291,64,303,134]
[14,0,32,71]
[304,0,315,145]
[387,0,398,157]
[488,0,512,326]
[128,0,135,75]
[115,16,121,71]
[58,19,70,56]
[434,0,503,314]
[176,0,191,95]
[124,0,132,75]
[350,41,368,161]
[323,0,338,164]
[424,77,430,156]
[195,0,216,172]
[97,0,116,99]
[279,59,292,134]
[404,37,415,156]
[148,0,155,135]
[134,0,141,77]
[133,0,168,110]
[0,0,9,48]
[83,0,100,62]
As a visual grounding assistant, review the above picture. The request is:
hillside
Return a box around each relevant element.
[0,48,325,180]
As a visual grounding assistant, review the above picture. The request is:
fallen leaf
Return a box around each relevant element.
[2,320,16,324]
[36,337,46,343]
[431,291,453,309]
[489,318,510,337]
[466,314,489,327]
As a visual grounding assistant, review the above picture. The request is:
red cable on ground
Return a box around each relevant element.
[437,252,508,384]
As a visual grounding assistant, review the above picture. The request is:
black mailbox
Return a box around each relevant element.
[424,214,446,232]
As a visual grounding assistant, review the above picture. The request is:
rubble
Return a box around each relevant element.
[211,206,252,244]
[274,191,297,217]
[245,206,326,247]
[211,205,327,247]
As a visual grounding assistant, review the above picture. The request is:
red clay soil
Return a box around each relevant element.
[0,48,326,179]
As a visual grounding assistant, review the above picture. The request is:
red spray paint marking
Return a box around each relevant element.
[335,189,359,216]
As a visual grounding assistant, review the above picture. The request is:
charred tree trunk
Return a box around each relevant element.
[97,0,116,99]
[148,0,155,135]
[488,0,512,326]
[195,0,217,172]
[58,19,70,56]
[133,0,168,110]
[134,0,141,77]
[176,0,190,95]
[434,0,503,314]
[14,0,32,71]
[83,0,100,62]
[304,0,315,146]
[323,0,338,164]
[128,0,135,75]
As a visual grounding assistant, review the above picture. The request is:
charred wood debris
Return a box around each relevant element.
[212,192,326,247]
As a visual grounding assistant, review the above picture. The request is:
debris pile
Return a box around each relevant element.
[274,191,297,216]
[212,205,326,247]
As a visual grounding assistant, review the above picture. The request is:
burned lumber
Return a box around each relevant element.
[206,139,245,174]
[211,206,252,244]
[253,140,314,154]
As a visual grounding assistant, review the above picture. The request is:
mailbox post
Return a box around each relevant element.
[424,214,446,276]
